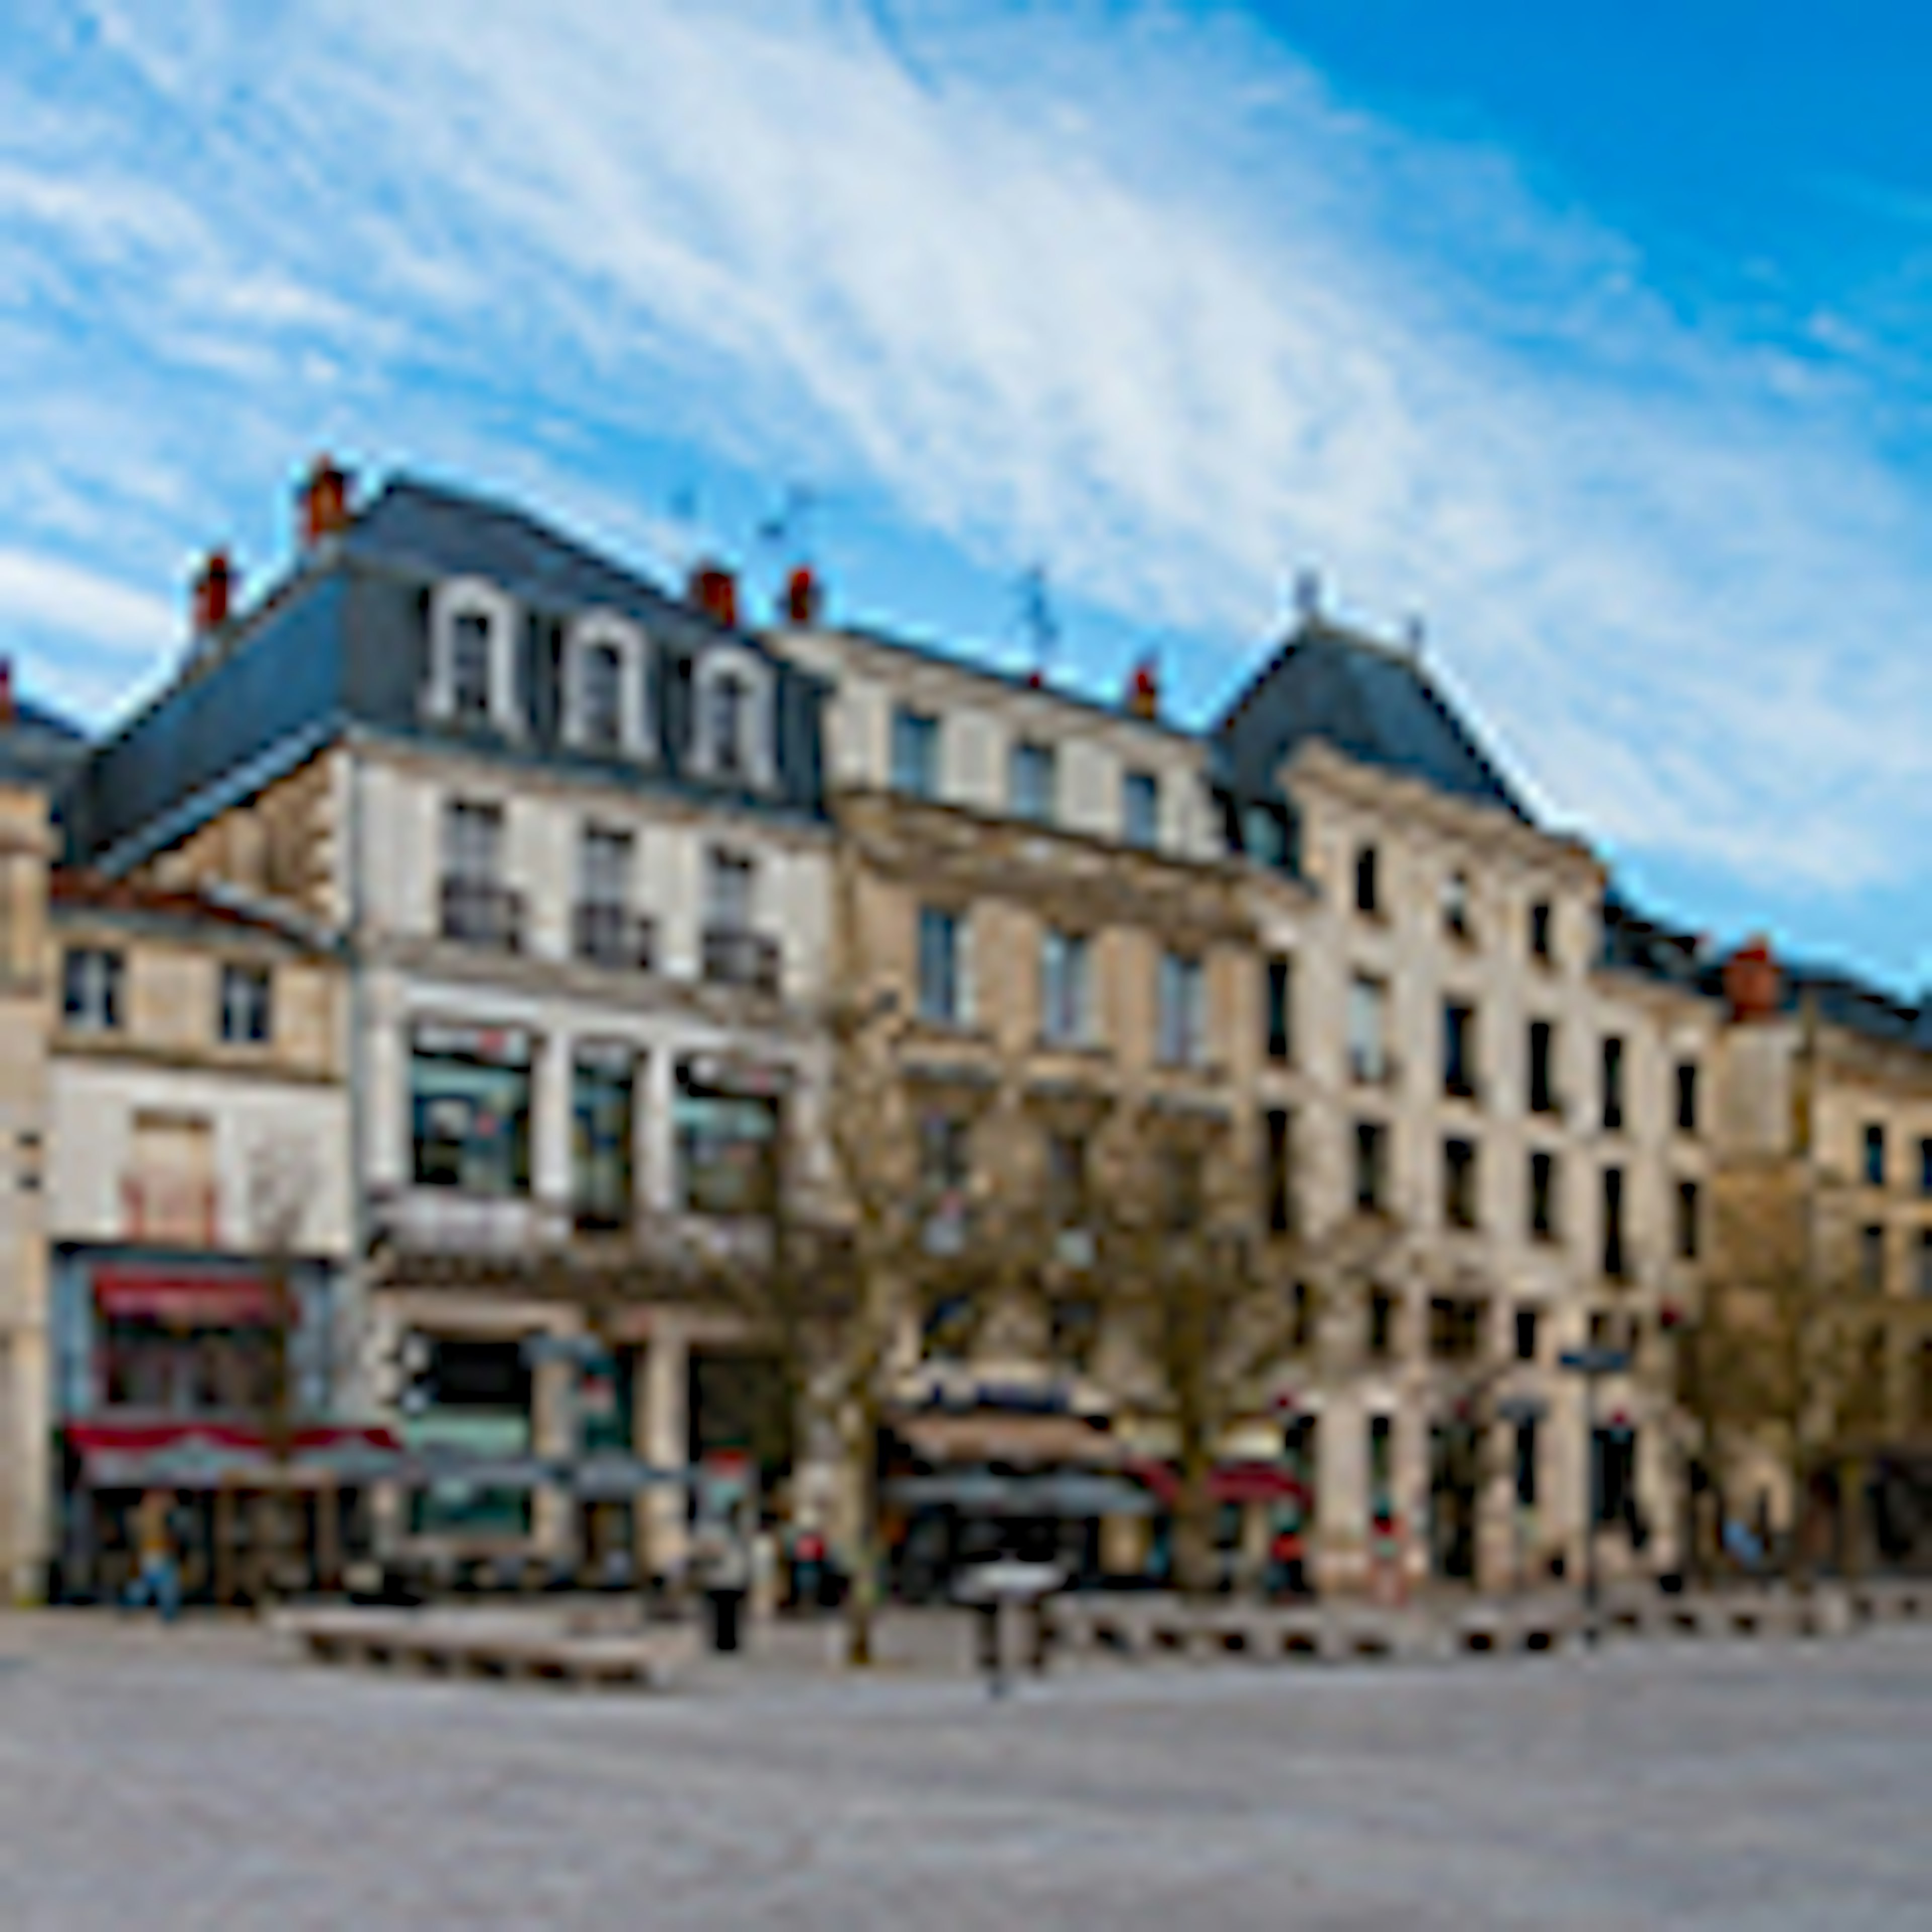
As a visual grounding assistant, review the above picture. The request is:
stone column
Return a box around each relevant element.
[533,1030,574,1240]
[639,1315,688,1577]
[639,1049,678,1217]
[6,1317,52,1603]
[531,1340,577,1561]
[1316,1389,1367,1596]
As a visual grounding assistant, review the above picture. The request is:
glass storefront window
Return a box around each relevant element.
[674,1079,777,1217]
[573,1049,635,1232]
[411,1027,532,1195]
[407,1338,534,1539]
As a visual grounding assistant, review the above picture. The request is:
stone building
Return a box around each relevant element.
[67,464,836,1580]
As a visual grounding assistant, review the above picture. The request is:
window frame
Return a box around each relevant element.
[61,945,125,1033]
[217,961,274,1047]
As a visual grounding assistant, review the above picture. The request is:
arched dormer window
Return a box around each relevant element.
[689,643,776,789]
[426,577,521,737]
[562,612,652,760]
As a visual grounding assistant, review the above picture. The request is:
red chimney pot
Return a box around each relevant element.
[298,456,352,549]
[191,550,235,634]
[0,657,14,727]
[783,565,821,626]
[1723,935,1781,1024]
[688,562,740,629]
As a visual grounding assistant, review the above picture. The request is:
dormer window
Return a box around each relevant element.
[562,613,651,760]
[689,645,775,789]
[426,578,520,735]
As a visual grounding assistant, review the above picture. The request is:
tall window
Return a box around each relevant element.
[1675,1062,1700,1136]
[1354,1120,1389,1214]
[1441,869,1472,939]
[1040,928,1091,1046]
[1528,1149,1559,1242]
[1675,1179,1701,1261]
[582,643,625,750]
[1010,740,1057,824]
[1601,1166,1627,1278]
[674,1070,778,1217]
[1443,1138,1479,1230]
[1263,1109,1294,1234]
[1367,1413,1394,1511]
[1354,843,1380,915]
[576,827,645,969]
[572,1047,635,1232]
[1514,1306,1541,1362]
[1443,1002,1477,1098]
[919,1113,973,1259]
[218,963,273,1045]
[1157,952,1205,1066]
[1861,1224,1887,1295]
[709,670,749,779]
[450,610,494,722]
[1515,1417,1539,1509]
[917,905,967,1026]
[1864,1122,1888,1188]
[580,825,631,911]
[62,947,125,1032]
[410,1023,532,1197]
[1601,1036,1626,1132]
[1528,899,1554,962]
[891,706,940,798]
[1919,1138,1932,1198]
[1244,803,1293,871]
[1348,975,1388,1084]
[1264,955,1294,1063]
[705,848,755,932]
[441,801,515,948]
[1918,1229,1932,1299]
[1528,1020,1557,1115]
[1122,769,1160,849]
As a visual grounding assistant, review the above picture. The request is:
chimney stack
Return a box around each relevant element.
[688,561,740,629]
[1724,935,1781,1023]
[298,455,352,550]
[1125,655,1160,721]
[0,657,15,728]
[782,565,821,627]
[191,550,236,636]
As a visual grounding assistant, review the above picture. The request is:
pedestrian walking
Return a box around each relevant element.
[123,1489,181,1624]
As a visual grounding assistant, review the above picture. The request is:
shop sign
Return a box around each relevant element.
[413,1020,533,1067]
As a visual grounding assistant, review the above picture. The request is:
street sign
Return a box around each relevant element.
[1558,1347,1631,1377]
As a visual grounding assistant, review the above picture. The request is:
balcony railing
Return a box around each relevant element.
[702,925,782,996]
[440,877,525,952]
[573,903,656,973]
[122,1172,218,1249]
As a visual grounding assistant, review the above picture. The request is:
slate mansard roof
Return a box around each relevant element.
[1209,616,1532,824]
[69,476,831,870]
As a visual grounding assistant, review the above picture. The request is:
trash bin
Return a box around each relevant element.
[707,1586,747,1653]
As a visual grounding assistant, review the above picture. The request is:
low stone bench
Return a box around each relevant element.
[277,1610,692,1690]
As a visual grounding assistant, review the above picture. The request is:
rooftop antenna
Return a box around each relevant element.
[1403,613,1426,658]
[1292,567,1322,624]
[1017,563,1058,686]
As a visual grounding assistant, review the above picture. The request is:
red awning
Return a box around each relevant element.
[1127,1461,1309,1508]
[94,1269,271,1325]
[66,1420,401,1458]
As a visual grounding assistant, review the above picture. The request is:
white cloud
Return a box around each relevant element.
[7,0,1932,904]
[0,549,175,652]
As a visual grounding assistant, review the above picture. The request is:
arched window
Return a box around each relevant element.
[562,612,652,760]
[689,644,775,789]
[426,578,521,736]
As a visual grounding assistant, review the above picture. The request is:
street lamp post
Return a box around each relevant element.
[1558,1345,1631,1646]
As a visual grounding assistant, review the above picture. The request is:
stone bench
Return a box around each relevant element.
[277,1611,693,1690]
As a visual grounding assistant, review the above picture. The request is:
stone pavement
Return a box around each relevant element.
[0,1609,1927,1929]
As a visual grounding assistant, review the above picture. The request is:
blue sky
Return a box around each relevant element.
[2,1,1929,994]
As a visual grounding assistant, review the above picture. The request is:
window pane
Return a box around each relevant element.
[1011,742,1056,823]
[1123,770,1159,848]
[573,1054,634,1229]
[918,906,962,1024]
[411,1048,532,1195]
[581,642,624,747]
[892,708,939,797]
[675,1084,777,1216]
[451,611,493,718]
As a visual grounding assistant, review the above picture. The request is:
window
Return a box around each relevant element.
[1528,1020,1557,1115]
[428,578,519,735]
[1528,1150,1559,1242]
[1601,1036,1626,1132]
[919,1112,973,1215]
[580,826,631,912]
[1514,1306,1540,1363]
[705,848,756,932]
[410,1023,532,1196]
[405,1338,533,1538]
[1675,1180,1701,1262]
[674,1071,778,1217]
[572,1046,635,1232]
[1918,1229,1932,1299]
[1528,900,1554,961]
[708,670,749,779]
[1353,843,1380,915]
[576,827,648,969]
[1443,1002,1477,1099]
[218,963,272,1045]
[1040,928,1091,1046]
[1122,769,1160,849]
[1675,1062,1700,1136]
[1592,1423,1635,1529]
[690,649,775,788]
[1514,1418,1539,1509]
[1244,803,1293,871]
[891,706,940,799]
[1861,1224,1886,1295]
[1045,1131,1089,1228]
[1602,1166,1627,1278]
[1010,740,1057,824]
[1864,1122,1888,1189]
[917,905,967,1026]
[1348,975,1388,1084]
[1264,955,1293,1063]
[1157,952,1205,1066]
[1367,1294,1396,1364]
[1286,1281,1313,1353]
[62,946,124,1032]
[444,799,502,884]
[1354,1120,1389,1214]
[1919,1138,1932,1198]
[1442,869,1471,939]
[450,610,494,721]
[563,616,649,758]
[1443,1138,1479,1230]
[1367,1413,1394,1511]
[1263,1109,1294,1234]
[1429,1296,1484,1362]
[441,801,517,949]
[577,642,624,750]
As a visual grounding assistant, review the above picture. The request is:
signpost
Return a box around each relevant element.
[1558,1346,1631,1646]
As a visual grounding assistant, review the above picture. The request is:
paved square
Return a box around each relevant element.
[0,1614,1926,1929]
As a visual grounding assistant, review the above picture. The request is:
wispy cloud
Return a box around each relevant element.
[5,0,1931,915]
[0,548,174,652]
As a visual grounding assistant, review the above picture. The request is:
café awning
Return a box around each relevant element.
[93,1269,272,1325]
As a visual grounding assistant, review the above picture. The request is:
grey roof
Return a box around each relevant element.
[0,693,90,793]
[1598,893,1714,994]
[1211,617,1530,821]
